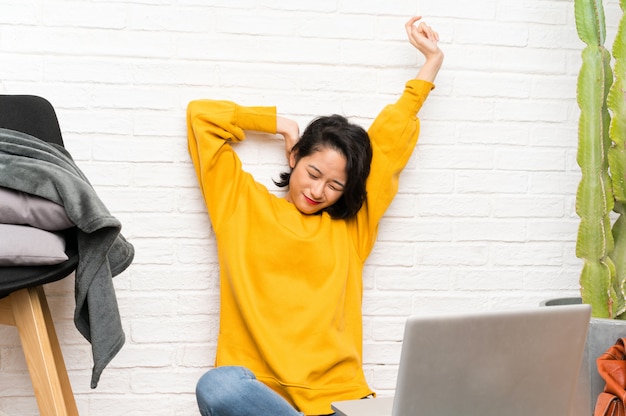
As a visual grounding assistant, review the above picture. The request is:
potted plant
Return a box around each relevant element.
[546,0,626,413]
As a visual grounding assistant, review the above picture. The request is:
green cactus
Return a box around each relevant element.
[575,0,626,318]
[608,0,626,318]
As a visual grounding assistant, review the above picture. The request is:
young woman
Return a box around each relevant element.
[187,16,443,416]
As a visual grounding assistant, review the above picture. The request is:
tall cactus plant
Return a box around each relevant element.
[608,0,626,318]
[575,0,626,318]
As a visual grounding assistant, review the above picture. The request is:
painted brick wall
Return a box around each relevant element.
[0,0,617,414]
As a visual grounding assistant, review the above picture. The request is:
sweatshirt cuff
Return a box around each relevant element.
[396,79,435,116]
[235,105,277,134]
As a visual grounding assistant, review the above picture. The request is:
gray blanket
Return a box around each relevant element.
[0,128,134,388]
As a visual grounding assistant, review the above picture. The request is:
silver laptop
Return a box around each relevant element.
[332,304,591,416]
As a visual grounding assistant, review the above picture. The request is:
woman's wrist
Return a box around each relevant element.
[277,117,299,139]
[276,116,300,157]
[416,51,444,83]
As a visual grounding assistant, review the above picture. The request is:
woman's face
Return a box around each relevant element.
[286,147,347,215]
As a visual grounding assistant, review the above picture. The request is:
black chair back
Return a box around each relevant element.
[0,95,64,146]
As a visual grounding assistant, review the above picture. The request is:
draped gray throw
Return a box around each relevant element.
[0,128,135,388]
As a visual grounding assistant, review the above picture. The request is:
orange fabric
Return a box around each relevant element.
[595,338,626,416]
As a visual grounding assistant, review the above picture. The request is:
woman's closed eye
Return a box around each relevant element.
[329,183,344,192]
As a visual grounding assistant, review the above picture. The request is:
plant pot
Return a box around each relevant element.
[541,297,626,416]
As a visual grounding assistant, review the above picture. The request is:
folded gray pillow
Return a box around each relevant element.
[0,186,73,230]
[0,223,68,265]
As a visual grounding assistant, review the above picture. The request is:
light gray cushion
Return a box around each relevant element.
[0,186,73,230]
[0,223,68,265]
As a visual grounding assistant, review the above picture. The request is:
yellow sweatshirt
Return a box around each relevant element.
[187,79,433,415]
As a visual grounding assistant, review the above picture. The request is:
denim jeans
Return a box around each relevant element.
[196,366,307,416]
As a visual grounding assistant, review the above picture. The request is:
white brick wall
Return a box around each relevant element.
[0,0,616,414]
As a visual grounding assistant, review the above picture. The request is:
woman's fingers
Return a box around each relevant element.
[405,16,422,39]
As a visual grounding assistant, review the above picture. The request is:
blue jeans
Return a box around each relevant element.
[196,366,307,416]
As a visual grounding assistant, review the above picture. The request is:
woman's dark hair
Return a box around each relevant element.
[274,114,372,219]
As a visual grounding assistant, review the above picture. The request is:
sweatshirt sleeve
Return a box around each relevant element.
[351,79,434,259]
[187,100,277,231]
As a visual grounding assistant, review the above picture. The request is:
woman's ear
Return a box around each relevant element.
[289,151,297,169]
